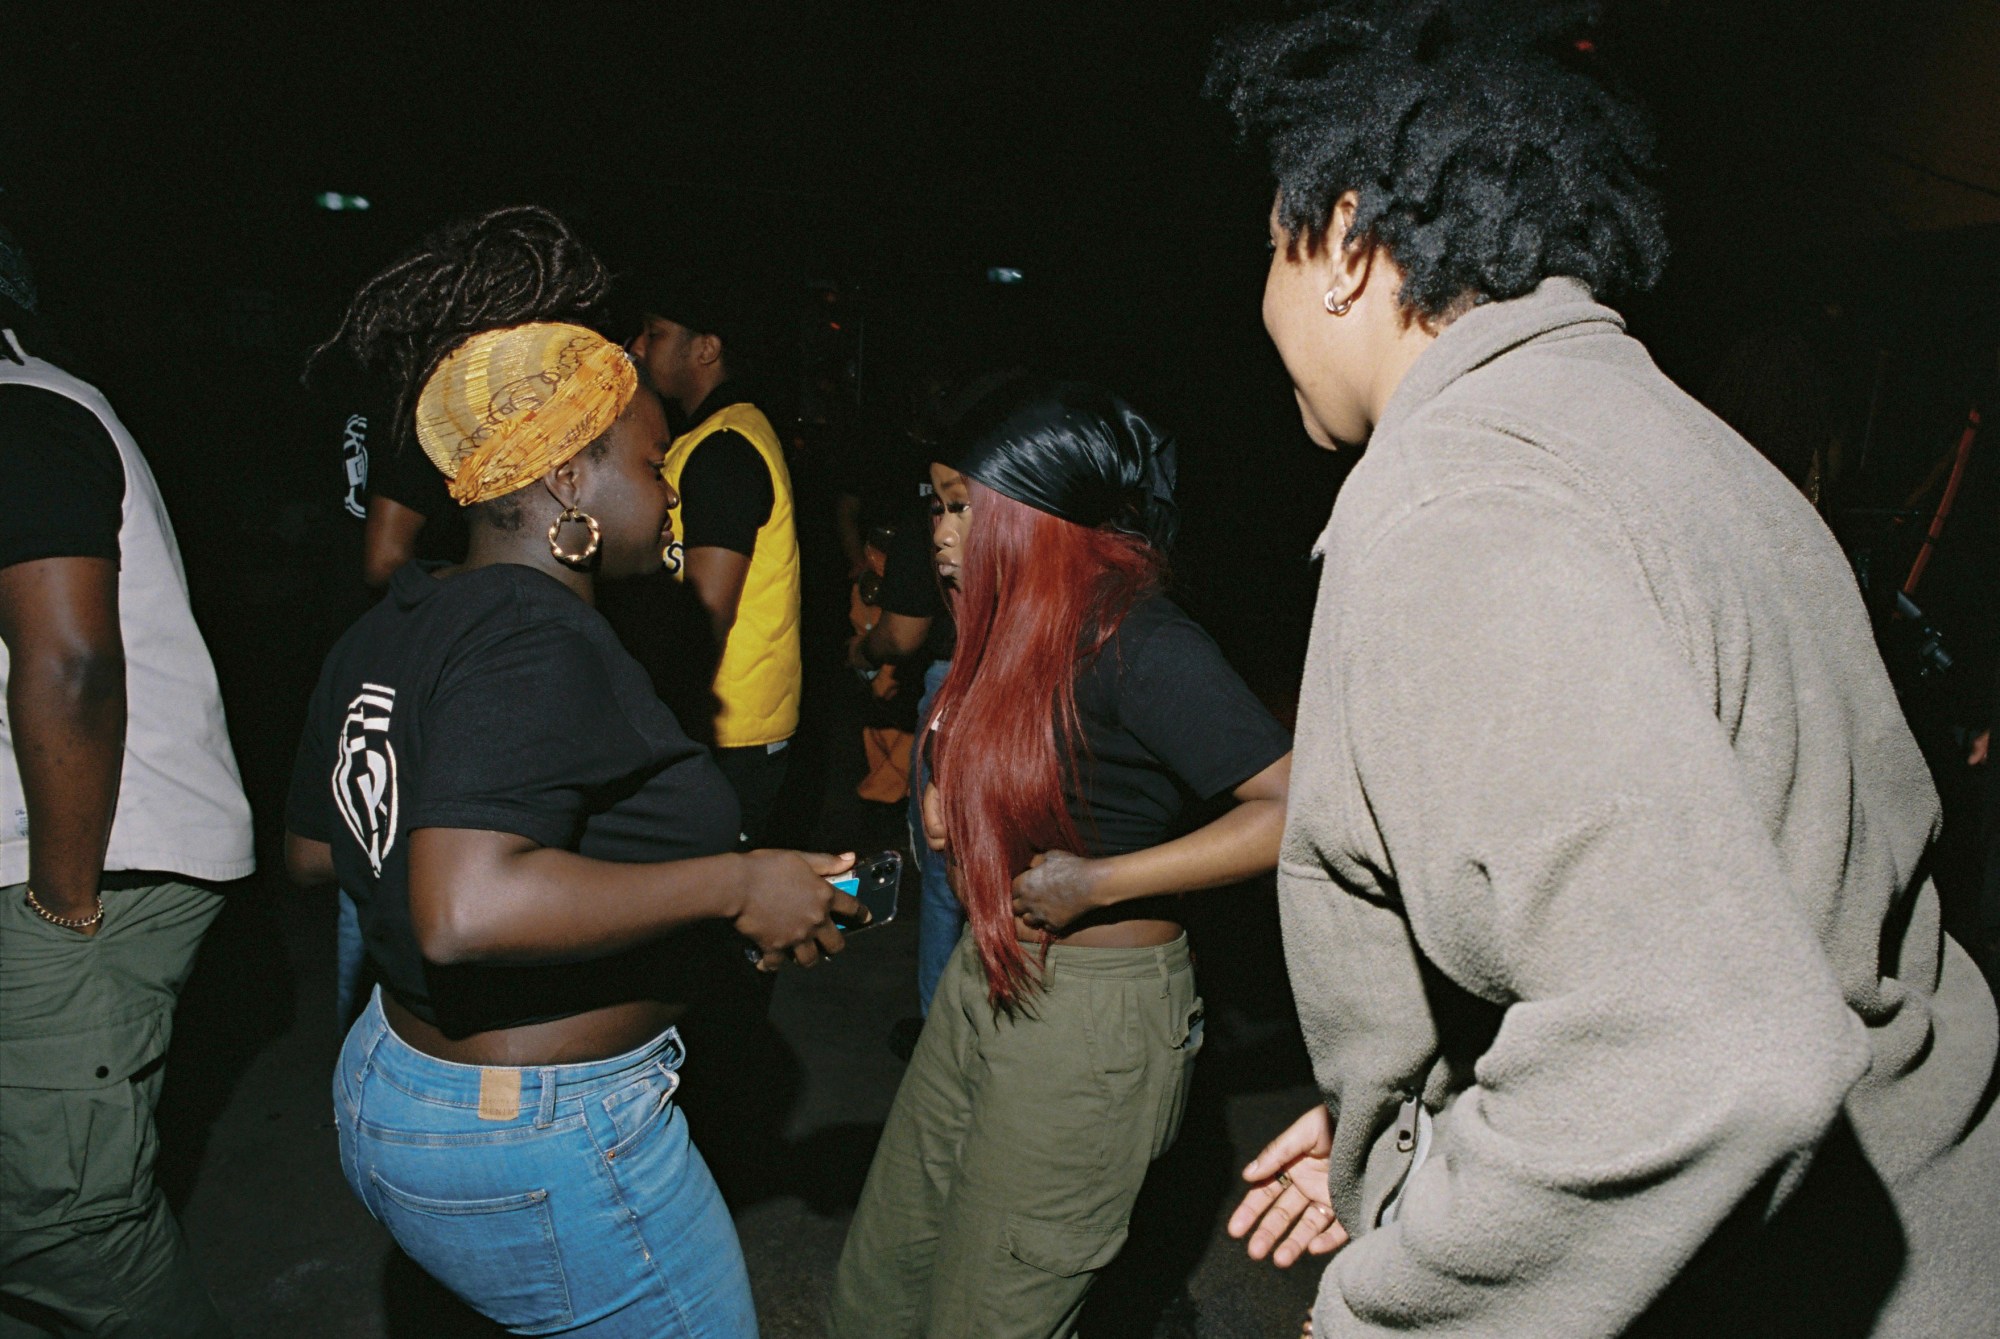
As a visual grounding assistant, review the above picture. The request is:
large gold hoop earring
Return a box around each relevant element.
[548,507,602,567]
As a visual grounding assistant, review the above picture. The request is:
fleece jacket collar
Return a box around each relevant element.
[1372,277,1626,445]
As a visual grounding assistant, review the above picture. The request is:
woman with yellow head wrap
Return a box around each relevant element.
[287,206,865,1336]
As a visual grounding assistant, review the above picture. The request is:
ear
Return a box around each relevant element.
[1323,192,1378,309]
[544,456,585,512]
[695,332,723,368]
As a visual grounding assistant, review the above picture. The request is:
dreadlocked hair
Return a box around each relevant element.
[1207,0,1668,318]
[309,205,613,460]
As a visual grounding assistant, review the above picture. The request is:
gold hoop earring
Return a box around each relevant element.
[548,507,602,567]
[1324,290,1355,317]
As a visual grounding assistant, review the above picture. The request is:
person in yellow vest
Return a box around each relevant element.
[627,284,802,846]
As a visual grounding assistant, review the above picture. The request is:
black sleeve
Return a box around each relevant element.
[876,506,945,620]
[0,385,124,570]
[285,658,340,842]
[1114,604,1292,800]
[411,616,649,848]
[678,431,773,556]
[369,439,452,519]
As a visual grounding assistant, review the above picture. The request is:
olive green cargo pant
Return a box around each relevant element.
[0,880,228,1338]
[829,930,1203,1339]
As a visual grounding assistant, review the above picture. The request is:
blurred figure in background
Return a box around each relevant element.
[627,279,801,848]
[307,344,472,1032]
[851,370,1025,1051]
[0,226,253,1338]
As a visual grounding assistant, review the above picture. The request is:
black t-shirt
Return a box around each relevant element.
[875,494,955,663]
[0,385,124,570]
[678,384,775,557]
[318,350,468,563]
[1065,593,1291,856]
[679,429,773,556]
[830,418,931,535]
[366,435,469,562]
[286,561,740,1036]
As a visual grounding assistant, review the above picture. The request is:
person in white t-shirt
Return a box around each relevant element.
[0,234,253,1337]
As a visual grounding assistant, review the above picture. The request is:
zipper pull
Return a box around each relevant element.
[1395,1096,1419,1154]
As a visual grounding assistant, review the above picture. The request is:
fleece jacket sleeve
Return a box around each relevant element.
[1315,481,1871,1337]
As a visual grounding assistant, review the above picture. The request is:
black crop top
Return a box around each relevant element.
[1065,593,1291,855]
[286,562,740,1037]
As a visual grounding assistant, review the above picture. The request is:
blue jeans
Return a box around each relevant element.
[334,990,757,1337]
[335,887,372,1029]
[910,659,962,1016]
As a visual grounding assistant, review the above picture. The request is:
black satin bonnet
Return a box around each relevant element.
[946,379,1179,551]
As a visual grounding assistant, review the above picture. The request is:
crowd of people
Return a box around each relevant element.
[5,5,1999,1338]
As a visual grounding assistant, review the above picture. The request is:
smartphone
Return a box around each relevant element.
[830,850,902,932]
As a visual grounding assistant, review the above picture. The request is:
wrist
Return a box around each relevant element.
[28,875,101,916]
[1082,856,1120,911]
[25,884,105,929]
[713,852,754,922]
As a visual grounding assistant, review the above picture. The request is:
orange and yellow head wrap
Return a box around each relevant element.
[414,322,638,505]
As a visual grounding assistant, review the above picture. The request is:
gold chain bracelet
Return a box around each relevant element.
[24,886,104,931]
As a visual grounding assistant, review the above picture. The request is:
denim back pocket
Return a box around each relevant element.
[370,1172,573,1333]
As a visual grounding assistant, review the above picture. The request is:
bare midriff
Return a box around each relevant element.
[1020,894,1183,948]
[383,993,687,1067]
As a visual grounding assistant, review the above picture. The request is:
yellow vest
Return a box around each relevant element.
[661,401,802,747]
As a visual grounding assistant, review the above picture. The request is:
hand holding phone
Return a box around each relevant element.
[830,850,902,932]
[733,849,862,971]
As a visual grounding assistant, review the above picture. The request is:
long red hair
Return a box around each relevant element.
[928,481,1164,1008]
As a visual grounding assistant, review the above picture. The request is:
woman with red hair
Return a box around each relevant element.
[828,381,1292,1338]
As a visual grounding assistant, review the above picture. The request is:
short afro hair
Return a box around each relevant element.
[1207,1,1668,318]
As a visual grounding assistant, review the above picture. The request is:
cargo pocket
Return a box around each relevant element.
[1150,998,1205,1160]
[1003,1214,1129,1279]
[370,1173,574,1333]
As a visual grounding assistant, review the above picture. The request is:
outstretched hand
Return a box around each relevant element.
[1010,850,1102,932]
[1227,1104,1348,1267]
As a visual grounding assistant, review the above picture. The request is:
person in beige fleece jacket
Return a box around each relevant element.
[1194,4,2000,1336]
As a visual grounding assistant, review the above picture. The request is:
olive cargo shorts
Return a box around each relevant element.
[829,930,1203,1339]
[0,880,227,1338]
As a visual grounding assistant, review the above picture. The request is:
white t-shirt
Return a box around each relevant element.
[0,334,254,885]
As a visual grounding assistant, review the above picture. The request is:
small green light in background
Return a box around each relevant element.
[316,192,371,212]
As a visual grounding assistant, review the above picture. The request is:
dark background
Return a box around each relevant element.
[5,0,1997,930]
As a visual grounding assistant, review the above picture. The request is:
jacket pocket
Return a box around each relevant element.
[1003,1214,1129,1278]
[370,1173,574,1333]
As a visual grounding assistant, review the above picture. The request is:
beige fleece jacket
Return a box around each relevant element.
[1281,278,2000,1336]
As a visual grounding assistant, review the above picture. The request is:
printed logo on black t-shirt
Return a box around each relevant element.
[333,683,399,875]
[341,413,369,521]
